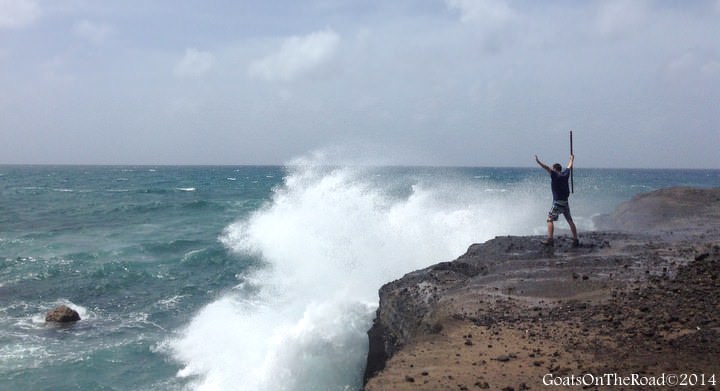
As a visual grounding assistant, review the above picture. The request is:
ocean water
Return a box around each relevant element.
[1,161,719,391]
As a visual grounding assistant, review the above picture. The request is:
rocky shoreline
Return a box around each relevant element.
[362,187,720,391]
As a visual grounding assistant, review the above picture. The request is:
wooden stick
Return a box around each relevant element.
[570,130,574,194]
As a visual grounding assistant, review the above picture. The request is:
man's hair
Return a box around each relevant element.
[552,163,562,172]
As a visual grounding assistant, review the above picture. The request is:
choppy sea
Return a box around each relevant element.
[1,160,719,391]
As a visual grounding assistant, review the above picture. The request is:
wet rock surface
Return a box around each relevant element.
[363,187,720,390]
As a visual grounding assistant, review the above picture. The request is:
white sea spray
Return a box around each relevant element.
[169,157,547,391]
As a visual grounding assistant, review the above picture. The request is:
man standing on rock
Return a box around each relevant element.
[535,154,579,247]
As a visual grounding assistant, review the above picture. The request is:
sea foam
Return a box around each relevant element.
[169,157,545,391]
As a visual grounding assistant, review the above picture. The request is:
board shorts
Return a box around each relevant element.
[548,200,572,222]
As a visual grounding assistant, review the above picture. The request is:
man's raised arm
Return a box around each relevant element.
[567,154,574,170]
[535,155,552,174]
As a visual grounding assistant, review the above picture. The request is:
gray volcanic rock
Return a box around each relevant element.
[363,187,720,385]
[45,305,81,323]
[363,233,627,382]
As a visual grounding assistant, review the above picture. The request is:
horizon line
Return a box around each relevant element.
[1,163,719,171]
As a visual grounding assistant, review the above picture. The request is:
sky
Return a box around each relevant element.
[1,0,719,168]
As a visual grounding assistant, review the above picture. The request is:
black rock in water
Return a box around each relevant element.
[45,305,81,323]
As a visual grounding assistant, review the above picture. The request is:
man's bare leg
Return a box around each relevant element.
[567,218,579,246]
[567,218,577,240]
[546,220,554,242]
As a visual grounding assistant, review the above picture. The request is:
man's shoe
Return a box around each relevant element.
[572,238,580,247]
[541,238,554,246]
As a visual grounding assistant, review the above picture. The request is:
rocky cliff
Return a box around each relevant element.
[363,187,720,391]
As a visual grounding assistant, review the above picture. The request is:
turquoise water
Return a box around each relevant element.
[1,164,718,391]
[1,166,280,391]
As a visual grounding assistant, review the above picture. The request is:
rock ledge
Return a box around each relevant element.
[363,187,720,390]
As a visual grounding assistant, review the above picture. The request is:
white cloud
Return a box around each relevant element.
[174,48,215,78]
[444,0,517,27]
[702,60,720,77]
[665,51,720,80]
[666,52,697,74]
[73,20,113,44]
[0,0,40,29]
[595,0,649,37]
[41,55,75,85]
[248,29,341,82]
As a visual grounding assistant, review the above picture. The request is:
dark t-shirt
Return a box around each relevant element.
[550,169,571,201]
